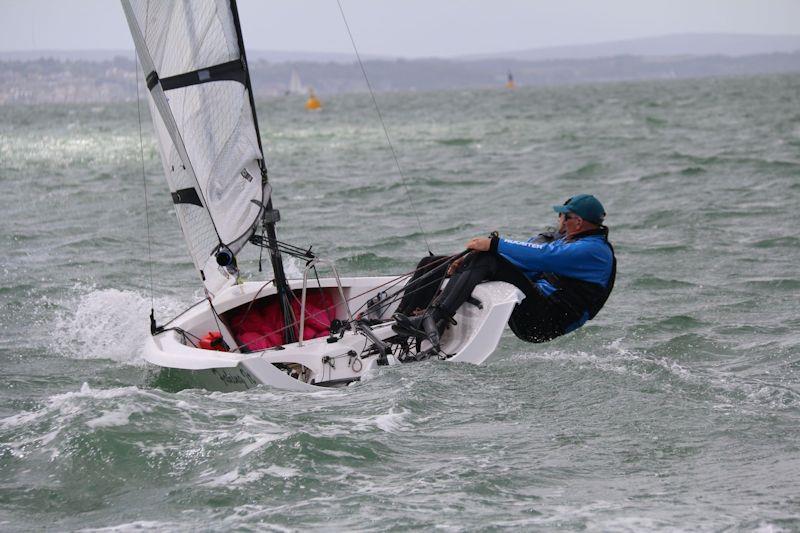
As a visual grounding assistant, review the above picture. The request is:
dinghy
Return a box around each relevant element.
[122,0,523,392]
[286,69,304,96]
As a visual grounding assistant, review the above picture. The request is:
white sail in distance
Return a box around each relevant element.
[122,0,268,295]
[288,69,304,95]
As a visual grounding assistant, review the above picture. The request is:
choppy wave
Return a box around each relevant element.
[512,338,800,413]
[556,161,603,180]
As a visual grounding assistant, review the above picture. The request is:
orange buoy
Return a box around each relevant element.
[505,71,516,89]
[305,88,322,110]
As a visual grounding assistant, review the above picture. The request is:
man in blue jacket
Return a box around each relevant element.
[393,194,616,348]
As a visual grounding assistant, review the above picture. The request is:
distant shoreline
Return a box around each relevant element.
[1,52,799,105]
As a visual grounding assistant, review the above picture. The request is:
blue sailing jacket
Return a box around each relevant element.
[491,228,616,332]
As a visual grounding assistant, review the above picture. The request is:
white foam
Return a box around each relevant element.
[0,409,45,429]
[86,403,148,429]
[78,520,182,532]
[199,468,268,487]
[206,390,286,404]
[50,285,184,365]
[237,432,286,458]
[514,339,800,413]
[343,407,410,434]
[133,442,177,458]
[512,337,698,384]
[356,367,380,383]
[374,408,409,432]
[265,465,299,478]
[512,346,635,378]
[1,383,166,458]
[283,256,304,279]
[319,449,364,460]
[0,382,121,430]
[313,425,352,438]
[217,505,294,532]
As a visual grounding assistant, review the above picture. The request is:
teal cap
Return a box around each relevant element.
[553,194,606,224]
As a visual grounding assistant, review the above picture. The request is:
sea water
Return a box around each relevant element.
[1,75,799,530]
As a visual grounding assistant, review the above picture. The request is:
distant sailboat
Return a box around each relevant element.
[286,68,305,95]
[305,87,322,110]
[505,71,516,89]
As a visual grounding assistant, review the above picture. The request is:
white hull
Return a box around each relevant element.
[144,277,523,392]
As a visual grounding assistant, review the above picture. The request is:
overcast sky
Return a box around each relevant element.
[1,0,799,58]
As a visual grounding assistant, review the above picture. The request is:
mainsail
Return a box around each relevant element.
[122,0,268,295]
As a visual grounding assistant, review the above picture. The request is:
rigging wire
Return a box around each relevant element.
[248,234,315,261]
[232,269,441,353]
[155,297,210,330]
[135,51,155,312]
[154,251,460,354]
[208,297,236,351]
[335,0,433,255]
[228,252,465,352]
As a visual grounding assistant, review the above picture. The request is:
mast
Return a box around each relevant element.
[229,0,297,344]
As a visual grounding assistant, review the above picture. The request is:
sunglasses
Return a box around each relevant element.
[560,212,577,221]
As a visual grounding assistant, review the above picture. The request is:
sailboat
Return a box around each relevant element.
[286,69,304,95]
[121,0,522,392]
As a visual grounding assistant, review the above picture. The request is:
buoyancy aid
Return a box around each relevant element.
[494,226,616,336]
[539,227,616,326]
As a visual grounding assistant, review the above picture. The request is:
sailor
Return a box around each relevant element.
[393,194,616,348]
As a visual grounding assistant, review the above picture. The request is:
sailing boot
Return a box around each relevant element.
[420,313,441,349]
[391,313,428,340]
[425,306,458,350]
[392,307,453,350]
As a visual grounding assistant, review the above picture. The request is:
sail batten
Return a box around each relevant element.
[122,0,269,295]
[158,59,246,91]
